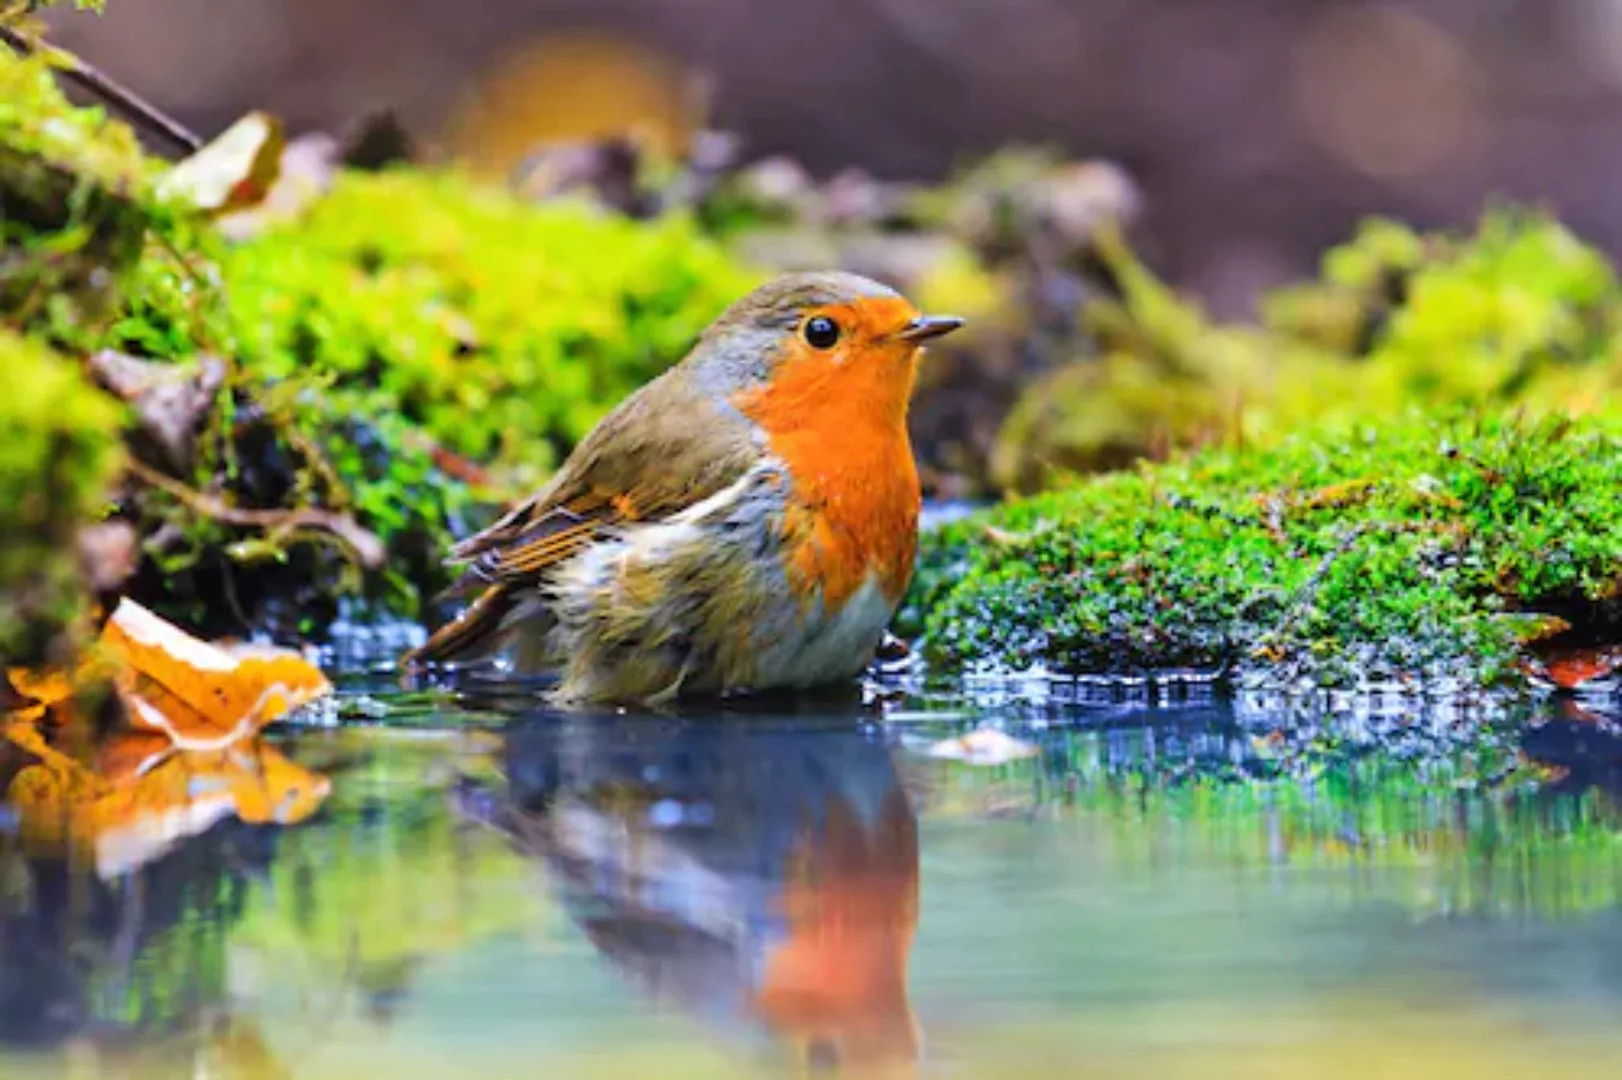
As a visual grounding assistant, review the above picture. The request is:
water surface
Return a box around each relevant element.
[5,682,1622,1078]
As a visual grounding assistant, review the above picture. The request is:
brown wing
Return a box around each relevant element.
[446,367,760,591]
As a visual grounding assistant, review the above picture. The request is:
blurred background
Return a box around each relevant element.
[43,0,1622,318]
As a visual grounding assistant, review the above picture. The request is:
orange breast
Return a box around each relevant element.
[733,350,920,611]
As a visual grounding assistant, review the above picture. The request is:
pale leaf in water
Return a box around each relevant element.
[925,728,1039,766]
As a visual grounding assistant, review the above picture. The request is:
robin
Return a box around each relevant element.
[404,271,961,704]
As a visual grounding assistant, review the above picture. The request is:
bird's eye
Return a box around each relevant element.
[803,316,841,349]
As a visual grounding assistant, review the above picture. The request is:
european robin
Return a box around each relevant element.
[404,271,962,703]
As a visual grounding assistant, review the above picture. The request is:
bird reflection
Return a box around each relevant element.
[485,712,921,1077]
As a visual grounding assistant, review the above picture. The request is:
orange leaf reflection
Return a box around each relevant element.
[3,599,332,877]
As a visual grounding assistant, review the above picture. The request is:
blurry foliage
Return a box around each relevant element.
[221,171,755,485]
[0,48,153,324]
[913,413,1622,686]
[0,330,123,662]
[996,211,1622,492]
[0,2,104,26]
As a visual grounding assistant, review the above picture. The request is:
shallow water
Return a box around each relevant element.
[6,682,1622,1079]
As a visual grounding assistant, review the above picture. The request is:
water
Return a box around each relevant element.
[5,682,1622,1078]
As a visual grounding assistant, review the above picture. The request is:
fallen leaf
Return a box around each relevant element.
[217,131,341,241]
[101,598,330,750]
[2,602,333,878]
[924,728,1039,766]
[3,665,70,707]
[156,111,285,214]
[76,519,140,595]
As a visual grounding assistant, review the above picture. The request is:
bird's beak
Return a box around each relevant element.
[893,315,963,344]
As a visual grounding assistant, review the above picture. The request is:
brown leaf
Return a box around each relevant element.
[1524,645,1622,690]
[76,519,140,596]
[217,132,341,242]
[924,728,1039,766]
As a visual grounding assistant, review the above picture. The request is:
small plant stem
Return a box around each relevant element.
[0,24,202,155]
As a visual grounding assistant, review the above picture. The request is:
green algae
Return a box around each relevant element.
[917,413,1622,686]
[0,329,122,661]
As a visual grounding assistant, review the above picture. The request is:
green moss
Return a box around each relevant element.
[4,41,757,632]
[1289,210,1619,404]
[0,47,154,325]
[0,329,122,660]
[919,413,1622,686]
[220,170,757,484]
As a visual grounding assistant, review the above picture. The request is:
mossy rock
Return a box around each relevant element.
[0,330,123,662]
[0,48,153,324]
[915,413,1622,688]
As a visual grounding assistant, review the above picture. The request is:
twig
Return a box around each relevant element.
[0,24,202,155]
[127,458,385,567]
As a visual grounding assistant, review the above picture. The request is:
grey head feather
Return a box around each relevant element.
[683,271,902,397]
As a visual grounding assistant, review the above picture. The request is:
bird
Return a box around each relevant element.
[402,271,962,705]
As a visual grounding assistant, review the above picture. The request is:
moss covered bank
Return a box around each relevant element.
[910,413,1622,688]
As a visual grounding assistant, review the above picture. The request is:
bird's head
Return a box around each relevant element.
[685,271,962,433]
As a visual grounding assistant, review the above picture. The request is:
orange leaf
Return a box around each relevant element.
[1524,645,1622,690]
[101,598,331,750]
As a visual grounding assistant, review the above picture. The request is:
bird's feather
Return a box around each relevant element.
[406,366,760,668]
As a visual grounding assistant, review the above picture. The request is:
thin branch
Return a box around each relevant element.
[0,24,202,155]
[127,458,385,568]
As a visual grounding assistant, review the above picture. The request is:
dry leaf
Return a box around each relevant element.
[4,665,73,707]
[217,131,341,241]
[1523,645,1622,690]
[102,598,330,750]
[87,350,227,472]
[2,601,333,878]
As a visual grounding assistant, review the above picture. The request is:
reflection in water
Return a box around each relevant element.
[486,715,922,1077]
[8,687,1622,1076]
